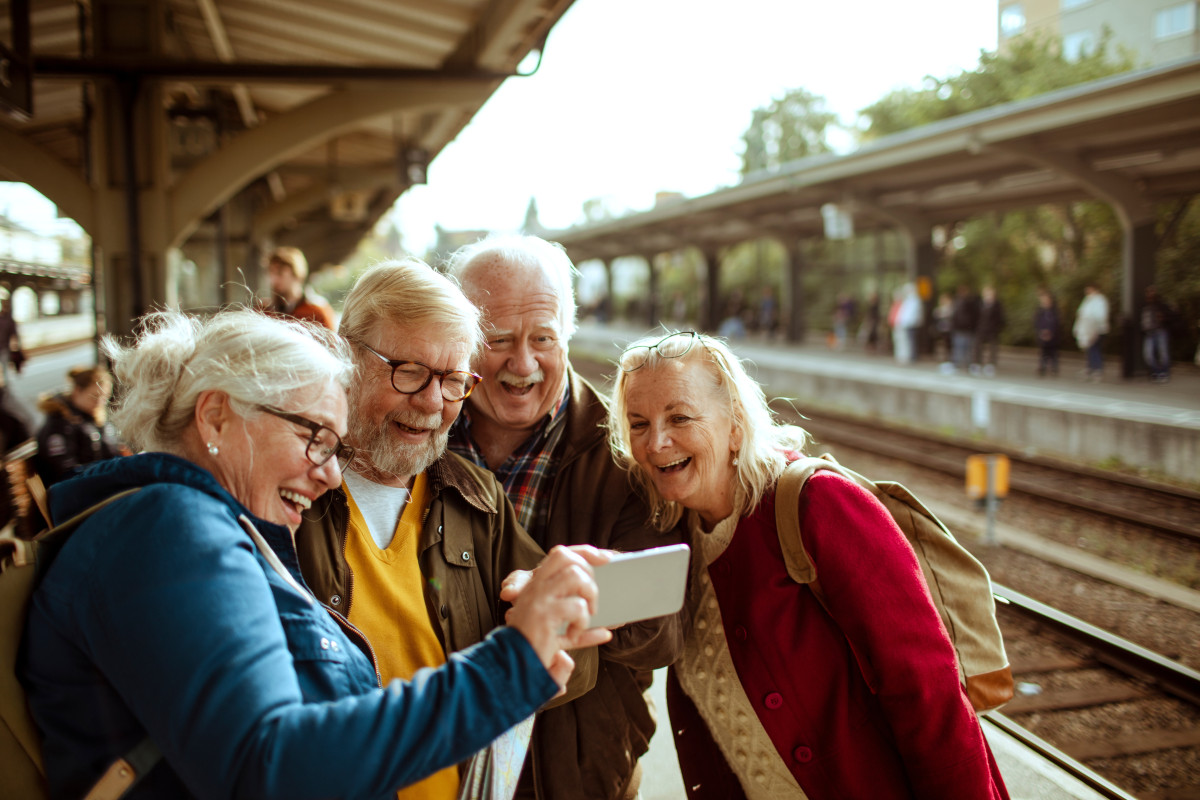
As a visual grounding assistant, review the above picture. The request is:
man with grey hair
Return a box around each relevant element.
[447,235,684,800]
[294,257,595,800]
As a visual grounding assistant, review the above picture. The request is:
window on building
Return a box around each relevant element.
[1000,4,1026,36]
[1155,3,1197,39]
[1061,0,1090,9]
[1062,30,1097,60]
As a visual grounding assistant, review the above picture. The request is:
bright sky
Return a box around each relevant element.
[393,0,1000,252]
[0,182,67,233]
[4,0,999,254]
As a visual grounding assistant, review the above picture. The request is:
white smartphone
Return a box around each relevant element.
[589,543,691,629]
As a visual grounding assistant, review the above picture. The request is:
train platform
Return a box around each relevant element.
[571,320,1200,487]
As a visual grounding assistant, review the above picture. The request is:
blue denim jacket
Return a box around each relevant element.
[22,452,556,799]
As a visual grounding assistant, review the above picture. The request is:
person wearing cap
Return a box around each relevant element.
[266,246,336,329]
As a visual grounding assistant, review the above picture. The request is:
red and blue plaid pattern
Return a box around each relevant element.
[448,386,569,547]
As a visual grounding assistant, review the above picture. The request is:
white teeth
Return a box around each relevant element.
[660,457,689,469]
[280,489,311,510]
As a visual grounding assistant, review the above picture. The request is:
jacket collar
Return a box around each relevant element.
[556,367,609,468]
[426,452,498,515]
[48,451,292,544]
[37,392,89,424]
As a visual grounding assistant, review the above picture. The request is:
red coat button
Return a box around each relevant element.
[764,691,784,710]
[793,745,813,763]
[734,625,748,641]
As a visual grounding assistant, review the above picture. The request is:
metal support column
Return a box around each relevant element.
[1121,220,1158,379]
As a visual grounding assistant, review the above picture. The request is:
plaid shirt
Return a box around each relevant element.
[448,384,569,547]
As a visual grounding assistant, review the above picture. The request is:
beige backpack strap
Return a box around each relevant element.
[774,456,838,584]
[24,474,49,527]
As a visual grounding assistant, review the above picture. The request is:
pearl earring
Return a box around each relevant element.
[207,442,219,457]
[732,454,740,466]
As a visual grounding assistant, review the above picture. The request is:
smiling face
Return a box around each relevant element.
[347,320,471,487]
[622,354,741,529]
[213,381,348,531]
[462,259,570,437]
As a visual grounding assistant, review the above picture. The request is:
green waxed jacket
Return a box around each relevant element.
[509,370,687,800]
[294,450,597,703]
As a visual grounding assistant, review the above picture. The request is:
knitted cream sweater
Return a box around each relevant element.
[675,509,806,799]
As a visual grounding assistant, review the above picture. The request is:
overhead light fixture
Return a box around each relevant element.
[400,146,429,186]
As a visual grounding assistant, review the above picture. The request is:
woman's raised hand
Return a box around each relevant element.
[504,545,613,691]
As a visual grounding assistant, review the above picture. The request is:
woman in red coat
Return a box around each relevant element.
[607,330,1009,800]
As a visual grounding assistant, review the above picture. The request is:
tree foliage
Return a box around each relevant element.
[852,32,1200,359]
[713,34,1198,359]
[740,88,838,176]
[859,31,1136,140]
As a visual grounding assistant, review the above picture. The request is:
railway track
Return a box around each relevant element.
[790,408,1200,543]
[571,349,1200,542]
[991,585,1200,799]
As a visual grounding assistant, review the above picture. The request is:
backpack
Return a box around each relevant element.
[0,487,159,800]
[775,454,1014,713]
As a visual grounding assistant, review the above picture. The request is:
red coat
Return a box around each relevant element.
[669,472,1009,800]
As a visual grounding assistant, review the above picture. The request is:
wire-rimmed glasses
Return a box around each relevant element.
[257,406,356,469]
[619,331,700,372]
[353,340,482,402]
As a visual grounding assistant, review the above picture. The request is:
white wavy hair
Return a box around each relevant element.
[445,233,579,340]
[103,308,354,454]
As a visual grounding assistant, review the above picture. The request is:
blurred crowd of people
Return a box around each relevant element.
[821,281,1183,384]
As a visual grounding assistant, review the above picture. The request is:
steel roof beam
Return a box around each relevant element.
[30,56,519,83]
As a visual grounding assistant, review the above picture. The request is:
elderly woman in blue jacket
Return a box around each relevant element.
[20,309,610,800]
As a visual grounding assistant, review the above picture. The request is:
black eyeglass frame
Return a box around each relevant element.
[352,340,482,401]
[619,331,700,372]
[257,405,355,469]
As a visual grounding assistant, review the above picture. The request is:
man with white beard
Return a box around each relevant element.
[294,258,596,800]
[446,236,684,800]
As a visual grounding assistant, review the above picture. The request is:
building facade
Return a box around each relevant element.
[999,0,1199,64]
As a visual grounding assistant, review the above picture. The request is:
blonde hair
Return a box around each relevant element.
[339,258,483,359]
[608,331,810,531]
[103,308,353,454]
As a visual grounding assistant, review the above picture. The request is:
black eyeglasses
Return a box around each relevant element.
[258,406,355,469]
[619,331,700,372]
[353,340,482,402]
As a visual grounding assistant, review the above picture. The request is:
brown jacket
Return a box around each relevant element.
[293,451,596,699]
[510,370,687,800]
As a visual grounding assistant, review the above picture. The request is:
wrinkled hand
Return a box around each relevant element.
[505,545,613,692]
[500,545,612,606]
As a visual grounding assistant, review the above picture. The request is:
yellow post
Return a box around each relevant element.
[966,454,1010,499]
[966,454,1010,544]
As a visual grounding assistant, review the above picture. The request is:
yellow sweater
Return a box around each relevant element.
[344,473,458,800]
